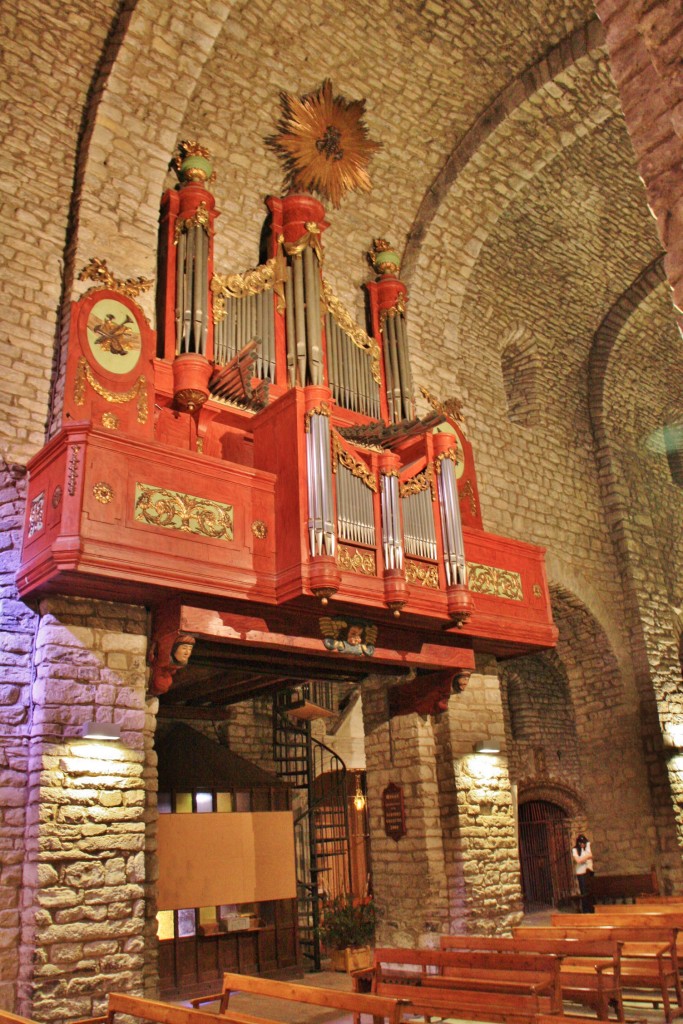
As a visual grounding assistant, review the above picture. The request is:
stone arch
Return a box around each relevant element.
[70,2,233,310]
[500,326,541,427]
[517,781,583,820]
[402,17,605,285]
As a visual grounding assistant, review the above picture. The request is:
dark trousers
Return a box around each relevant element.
[577,872,594,913]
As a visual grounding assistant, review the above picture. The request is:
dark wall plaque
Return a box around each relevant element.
[382,782,406,841]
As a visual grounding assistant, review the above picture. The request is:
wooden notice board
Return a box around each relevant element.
[157,811,296,910]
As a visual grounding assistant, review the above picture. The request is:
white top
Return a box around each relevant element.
[572,841,593,875]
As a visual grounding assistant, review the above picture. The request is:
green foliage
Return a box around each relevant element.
[320,894,376,950]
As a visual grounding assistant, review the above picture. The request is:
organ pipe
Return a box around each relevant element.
[307,413,335,558]
[437,456,467,586]
[381,473,403,571]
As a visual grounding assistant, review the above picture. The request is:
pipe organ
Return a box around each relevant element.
[18,142,557,703]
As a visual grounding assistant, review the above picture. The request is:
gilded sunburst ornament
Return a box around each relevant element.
[267,79,380,208]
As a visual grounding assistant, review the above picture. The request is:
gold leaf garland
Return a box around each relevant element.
[405,560,439,588]
[74,357,148,424]
[332,434,377,491]
[134,484,234,542]
[399,463,435,501]
[337,544,376,575]
[467,562,523,602]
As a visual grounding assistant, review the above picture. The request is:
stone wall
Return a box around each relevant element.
[16,597,152,1021]
[0,463,36,1011]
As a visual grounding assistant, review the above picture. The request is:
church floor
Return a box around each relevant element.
[180,966,665,1024]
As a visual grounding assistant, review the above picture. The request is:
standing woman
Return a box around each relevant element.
[572,833,594,913]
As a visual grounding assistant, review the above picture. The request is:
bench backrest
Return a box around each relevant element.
[220,971,407,1022]
[440,934,620,959]
[552,911,681,930]
[517,924,677,946]
[373,946,559,975]
[590,870,658,899]
[106,993,274,1024]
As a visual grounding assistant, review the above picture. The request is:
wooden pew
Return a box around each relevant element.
[192,972,408,1024]
[440,934,623,1020]
[353,946,563,1024]
[521,922,682,1022]
[589,869,659,905]
[71,994,278,1024]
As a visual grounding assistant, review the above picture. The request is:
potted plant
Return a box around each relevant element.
[320,894,376,972]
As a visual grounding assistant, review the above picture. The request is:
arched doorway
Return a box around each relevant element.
[518,800,574,911]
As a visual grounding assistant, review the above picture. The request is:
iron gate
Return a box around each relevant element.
[518,800,575,911]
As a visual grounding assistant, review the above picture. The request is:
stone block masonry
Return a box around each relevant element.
[16,597,152,1022]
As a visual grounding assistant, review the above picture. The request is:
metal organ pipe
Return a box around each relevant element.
[307,413,335,558]
[438,457,467,586]
[381,473,403,571]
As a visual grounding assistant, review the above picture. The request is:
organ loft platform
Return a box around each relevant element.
[17,133,557,711]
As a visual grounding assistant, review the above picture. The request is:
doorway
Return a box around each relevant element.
[518,799,574,911]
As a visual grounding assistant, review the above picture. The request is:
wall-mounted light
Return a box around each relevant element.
[473,739,501,754]
[664,723,683,752]
[80,721,121,741]
[353,773,366,811]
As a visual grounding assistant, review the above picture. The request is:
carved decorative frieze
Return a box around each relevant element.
[77,257,153,299]
[174,201,211,244]
[67,445,81,496]
[461,479,477,516]
[28,493,45,537]
[405,559,439,588]
[74,357,148,424]
[134,484,234,542]
[93,482,113,505]
[337,544,376,575]
[332,435,377,490]
[211,243,287,321]
[304,401,332,433]
[467,562,523,601]
[101,412,119,430]
[400,463,435,500]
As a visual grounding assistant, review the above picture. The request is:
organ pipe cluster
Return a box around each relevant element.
[402,486,438,561]
[306,412,335,558]
[382,308,414,424]
[175,213,209,356]
[336,465,376,547]
[381,473,403,571]
[214,289,276,383]
[326,312,381,418]
[437,456,467,586]
[284,245,323,387]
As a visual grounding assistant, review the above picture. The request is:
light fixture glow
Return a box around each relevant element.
[353,773,366,811]
[474,740,501,754]
[80,721,121,741]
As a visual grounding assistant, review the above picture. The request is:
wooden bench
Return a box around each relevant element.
[522,921,682,1021]
[191,971,408,1024]
[440,934,623,1020]
[71,994,281,1024]
[353,946,563,1024]
[590,869,659,904]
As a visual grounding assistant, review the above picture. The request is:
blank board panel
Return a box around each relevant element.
[157,811,296,910]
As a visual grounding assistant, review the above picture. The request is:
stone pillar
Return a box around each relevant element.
[17,597,150,1022]
[362,674,449,947]
[433,660,523,934]
[0,462,37,1012]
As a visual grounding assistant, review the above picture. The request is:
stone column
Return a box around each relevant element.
[0,462,37,1012]
[362,674,448,947]
[433,660,523,934]
[17,597,150,1022]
